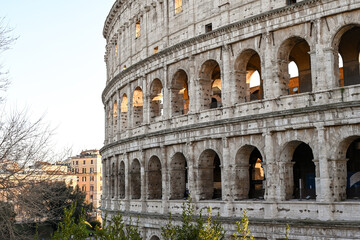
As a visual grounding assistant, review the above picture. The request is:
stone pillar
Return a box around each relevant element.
[124,153,130,211]
[263,131,277,201]
[329,158,348,201]
[127,84,133,137]
[102,158,107,209]
[221,137,231,201]
[163,66,170,120]
[186,142,196,200]
[142,76,149,126]
[188,59,197,114]
[161,146,169,214]
[140,150,147,212]
[323,47,339,89]
[221,45,232,108]
[316,126,332,202]
[262,33,277,99]
[233,70,247,104]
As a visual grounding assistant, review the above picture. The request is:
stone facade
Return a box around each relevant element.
[101,0,360,239]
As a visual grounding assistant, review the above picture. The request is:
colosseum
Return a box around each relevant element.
[100,0,360,239]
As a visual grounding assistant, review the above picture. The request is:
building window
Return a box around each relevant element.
[90,176,94,181]
[205,23,213,33]
[83,160,85,165]
[91,160,93,164]
[75,168,79,173]
[82,185,86,191]
[77,177,79,182]
[175,0,182,14]
[287,0,296,5]
[90,195,93,200]
[136,20,141,38]
[90,168,94,173]
[82,168,86,174]
[82,176,87,182]
[123,65,127,70]
[154,46,159,54]
[76,161,78,165]
[71,168,74,173]
[115,43,118,56]
[90,186,94,191]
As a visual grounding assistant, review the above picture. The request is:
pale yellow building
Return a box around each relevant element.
[69,150,102,220]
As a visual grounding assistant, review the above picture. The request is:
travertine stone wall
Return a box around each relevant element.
[101,0,360,239]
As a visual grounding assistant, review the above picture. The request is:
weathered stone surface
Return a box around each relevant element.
[101,0,360,239]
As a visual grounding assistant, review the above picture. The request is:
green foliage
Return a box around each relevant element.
[233,210,254,240]
[198,207,225,240]
[50,204,88,240]
[285,224,290,240]
[162,197,225,240]
[94,211,142,240]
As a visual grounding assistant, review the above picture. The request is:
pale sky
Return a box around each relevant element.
[0,1,115,155]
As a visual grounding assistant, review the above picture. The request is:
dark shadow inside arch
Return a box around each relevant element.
[292,143,316,199]
[198,149,222,200]
[170,153,188,200]
[130,159,141,200]
[338,26,360,87]
[346,138,360,199]
[249,148,265,199]
[119,161,125,199]
[148,156,162,200]
[171,70,189,115]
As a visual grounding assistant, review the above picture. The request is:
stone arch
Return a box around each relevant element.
[118,161,125,199]
[280,141,316,200]
[150,236,160,240]
[234,145,265,200]
[120,94,128,130]
[198,60,222,110]
[113,100,118,132]
[332,25,360,87]
[277,36,312,96]
[133,86,143,126]
[198,149,222,200]
[234,49,263,102]
[111,162,116,198]
[171,69,189,116]
[150,79,163,120]
[335,135,360,200]
[148,156,162,200]
[169,152,188,200]
[130,159,141,199]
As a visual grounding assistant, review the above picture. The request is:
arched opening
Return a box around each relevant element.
[111,162,116,198]
[130,159,141,199]
[337,26,360,86]
[278,37,312,95]
[150,236,160,240]
[120,94,128,130]
[148,156,162,200]
[119,161,125,199]
[171,70,189,115]
[133,87,143,126]
[113,101,118,132]
[169,153,188,200]
[338,53,344,87]
[235,50,263,102]
[288,61,300,94]
[234,145,265,200]
[346,138,360,199]
[198,149,222,200]
[292,143,316,199]
[150,79,164,120]
[199,60,222,110]
[281,141,316,200]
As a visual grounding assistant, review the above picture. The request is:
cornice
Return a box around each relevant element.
[102,0,325,103]
[100,100,360,155]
